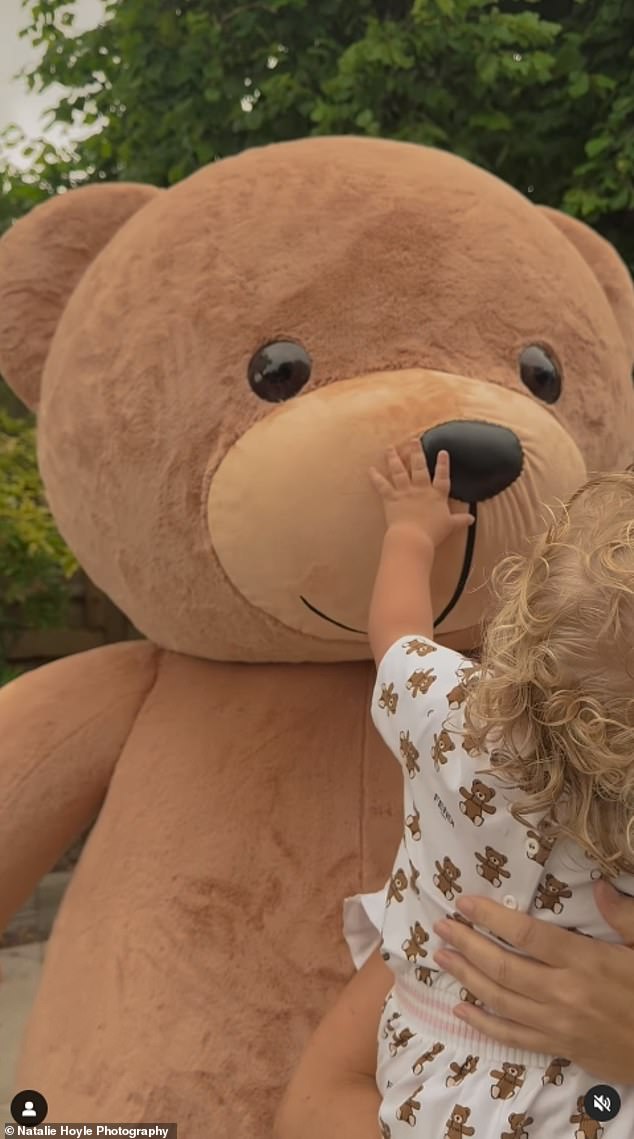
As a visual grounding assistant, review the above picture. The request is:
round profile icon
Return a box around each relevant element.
[583,1084,621,1122]
[10,1089,48,1125]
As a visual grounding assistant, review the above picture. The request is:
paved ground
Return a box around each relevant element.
[0,874,69,1120]
[0,942,43,1119]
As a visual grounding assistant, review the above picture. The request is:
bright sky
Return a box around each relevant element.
[0,0,104,154]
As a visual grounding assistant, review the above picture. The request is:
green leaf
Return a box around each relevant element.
[554,40,583,74]
[585,135,611,158]
[592,74,617,91]
[568,71,590,98]
[355,108,378,132]
[469,111,513,132]
[167,162,188,183]
[476,55,500,85]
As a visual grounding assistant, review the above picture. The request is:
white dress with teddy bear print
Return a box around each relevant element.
[343,634,634,1139]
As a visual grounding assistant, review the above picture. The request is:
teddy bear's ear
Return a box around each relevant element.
[537,205,634,360]
[0,182,160,410]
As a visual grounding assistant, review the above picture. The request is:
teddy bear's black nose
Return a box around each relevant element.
[421,421,523,503]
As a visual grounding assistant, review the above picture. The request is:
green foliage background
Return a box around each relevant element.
[0,410,77,678]
[2,0,633,266]
[0,0,632,674]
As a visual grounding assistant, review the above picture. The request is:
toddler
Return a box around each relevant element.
[343,442,634,1138]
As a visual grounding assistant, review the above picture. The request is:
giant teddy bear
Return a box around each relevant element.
[0,136,633,1136]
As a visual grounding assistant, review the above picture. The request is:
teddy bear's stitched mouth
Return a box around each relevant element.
[300,504,478,637]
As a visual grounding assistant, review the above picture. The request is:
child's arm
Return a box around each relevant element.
[368,523,435,663]
[368,443,473,664]
[274,949,391,1139]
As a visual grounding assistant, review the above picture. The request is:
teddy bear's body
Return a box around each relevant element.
[4,643,399,1129]
[0,136,633,1135]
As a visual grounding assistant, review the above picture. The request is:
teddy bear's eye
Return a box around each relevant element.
[519,345,561,404]
[248,341,312,402]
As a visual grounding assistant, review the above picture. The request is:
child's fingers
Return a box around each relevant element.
[386,447,410,491]
[409,440,431,486]
[451,509,475,531]
[369,467,393,497]
[432,449,452,496]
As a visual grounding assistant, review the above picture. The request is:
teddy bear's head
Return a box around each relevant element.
[1,137,632,662]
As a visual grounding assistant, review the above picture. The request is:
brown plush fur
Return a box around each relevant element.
[0,136,632,1135]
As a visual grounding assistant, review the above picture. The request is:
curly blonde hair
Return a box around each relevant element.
[463,470,634,877]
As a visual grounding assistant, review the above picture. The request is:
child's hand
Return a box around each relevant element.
[369,441,474,549]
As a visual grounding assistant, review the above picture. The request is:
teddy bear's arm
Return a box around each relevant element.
[0,640,158,933]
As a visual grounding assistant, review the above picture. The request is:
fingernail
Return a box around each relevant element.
[457,898,474,917]
[433,950,452,967]
[434,920,452,938]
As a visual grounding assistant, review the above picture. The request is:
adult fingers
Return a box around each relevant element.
[450,1001,559,1057]
[433,947,549,1030]
[454,896,585,968]
[594,879,634,947]
[434,918,551,1002]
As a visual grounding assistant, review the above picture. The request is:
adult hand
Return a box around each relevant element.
[432,880,634,1084]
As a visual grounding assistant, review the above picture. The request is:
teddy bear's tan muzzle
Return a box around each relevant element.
[207,368,586,644]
